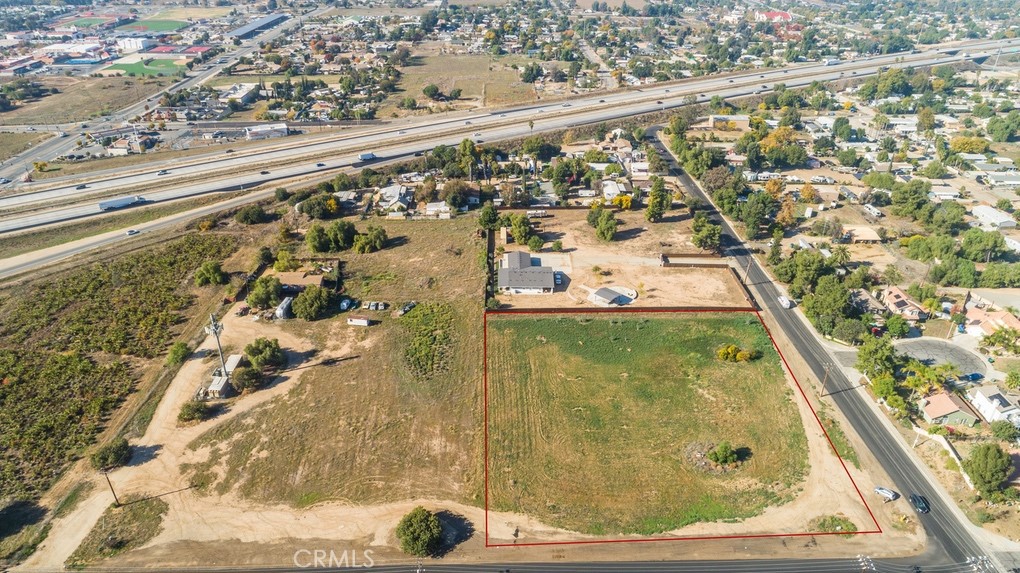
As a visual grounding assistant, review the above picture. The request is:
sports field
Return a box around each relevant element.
[67,17,110,28]
[116,19,188,32]
[105,59,186,77]
[486,312,809,535]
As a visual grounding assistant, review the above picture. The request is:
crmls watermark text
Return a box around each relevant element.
[293,549,375,568]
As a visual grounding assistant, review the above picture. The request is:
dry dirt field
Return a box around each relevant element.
[0,77,170,124]
[496,209,751,309]
[0,131,51,162]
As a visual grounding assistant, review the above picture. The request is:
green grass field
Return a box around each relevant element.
[67,17,110,28]
[105,59,185,77]
[487,313,808,535]
[116,19,188,32]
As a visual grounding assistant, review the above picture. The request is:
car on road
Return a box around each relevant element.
[398,130,406,135]
[413,151,423,157]
[909,493,930,514]
[464,120,472,125]
[499,113,507,117]
[260,170,270,175]
[656,100,663,104]
[874,486,899,501]
[761,84,768,89]
[598,99,605,103]
[561,103,571,107]
[759,74,765,78]
[125,229,139,236]
[75,184,88,189]
[728,79,734,83]
[0,178,10,184]
[473,132,481,137]
[960,373,984,382]
[783,69,789,73]
[157,170,169,175]
[778,296,793,309]
[226,149,234,153]
[316,162,325,167]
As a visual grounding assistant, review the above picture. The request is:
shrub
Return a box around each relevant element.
[990,420,1020,442]
[707,441,738,465]
[395,506,442,557]
[178,400,211,423]
[90,437,132,470]
[230,366,263,393]
[716,344,761,362]
[194,261,229,287]
[245,337,286,371]
[235,204,268,225]
[166,341,191,367]
[527,235,544,252]
[551,240,563,252]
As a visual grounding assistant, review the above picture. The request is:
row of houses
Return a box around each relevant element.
[920,386,1020,431]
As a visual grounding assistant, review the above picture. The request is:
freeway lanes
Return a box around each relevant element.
[1,41,1016,233]
[659,145,990,566]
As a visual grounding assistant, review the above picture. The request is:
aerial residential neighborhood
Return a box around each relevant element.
[1,0,1020,571]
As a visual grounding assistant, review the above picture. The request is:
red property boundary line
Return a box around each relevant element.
[482,307,882,548]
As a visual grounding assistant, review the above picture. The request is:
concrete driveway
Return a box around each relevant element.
[894,338,987,375]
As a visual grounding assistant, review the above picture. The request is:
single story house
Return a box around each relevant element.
[972,205,1016,229]
[881,286,927,322]
[969,386,1020,427]
[496,251,554,294]
[919,392,979,427]
[376,184,411,212]
[964,305,1020,337]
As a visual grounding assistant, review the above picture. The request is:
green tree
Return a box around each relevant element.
[919,161,947,179]
[963,443,1014,497]
[247,276,283,309]
[395,506,443,557]
[830,245,851,267]
[273,249,301,272]
[885,314,909,338]
[90,437,131,470]
[305,223,331,253]
[990,420,1020,443]
[856,335,899,378]
[422,83,441,100]
[527,235,544,252]
[244,337,286,371]
[595,210,617,241]
[166,341,191,366]
[692,221,722,252]
[477,202,498,230]
[292,285,333,321]
[353,226,388,253]
[767,228,784,266]
[326,220,358,251]
[235,204,268,225]
[194,261,229,287]
[1005,369,1020,391]
[230,366,263,393]
[802,275,852,336]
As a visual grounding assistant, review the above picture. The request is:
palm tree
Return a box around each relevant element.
[831,245,851,267]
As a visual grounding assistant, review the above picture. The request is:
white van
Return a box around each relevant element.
[778,296,792,309]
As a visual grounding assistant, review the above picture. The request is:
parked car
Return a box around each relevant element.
[0,178,11,184]
[874,486,899,501]
[960,373,984,382]
[339,298,352,311]
[398,301,417,316]
[909,493,930,514]
[554,272,563,285]
[377,302,388,310]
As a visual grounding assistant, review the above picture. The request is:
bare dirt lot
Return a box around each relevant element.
[497,209,751,309]
[0,77,170,124]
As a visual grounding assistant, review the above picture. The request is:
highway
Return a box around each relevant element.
[0,38,1016,234]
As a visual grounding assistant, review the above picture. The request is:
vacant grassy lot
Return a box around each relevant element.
[487,313,808,535]
[386,54,549,113]
[106,59,186,77]
[66,496,168,567]
[116,19,188,32]
[182,217,488,507]
[0,131,51,162]
[0,77,170,124]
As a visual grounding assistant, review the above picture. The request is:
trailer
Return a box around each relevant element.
[824,59,840,66]
[275,296,294,319]
[526,210,549,218]
[347,315,373,327]
[99,195,146,211]
[358,152,377,161]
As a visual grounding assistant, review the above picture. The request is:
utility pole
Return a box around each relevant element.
[820,364,832,397]
[102,468,121,507]
[205,314,227,377]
